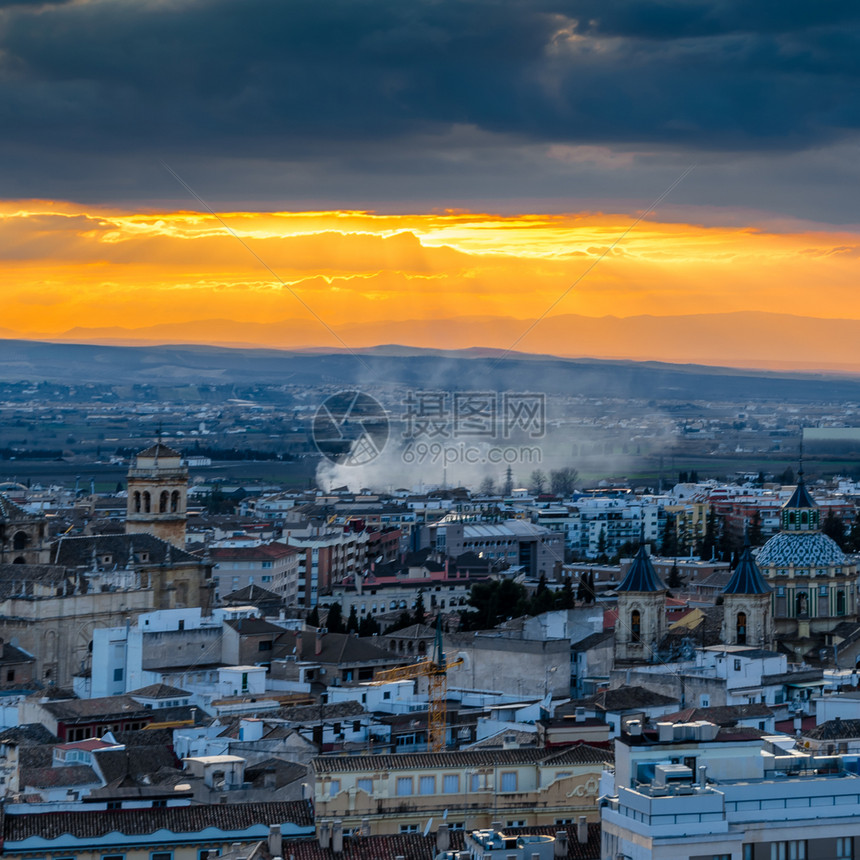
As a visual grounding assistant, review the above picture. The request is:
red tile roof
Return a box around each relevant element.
[3,799,313,841]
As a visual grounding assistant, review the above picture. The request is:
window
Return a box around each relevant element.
[328,779,340,797]
[396,776,413,796]
[507,820,526,827]
[106,802,122,811]
[151,853,173,860]
[734,657,742,671]
[102,855,125,860]
[419,775,435,795]
[5,670,13,683]
[743,845,753,860]
[400,824,419,833]
[771,842,806,860]
[152,800,167,808]
[357,778,373,794]
[113,668,124,682]
[443,774,460,793]
[631,610,641,643]
[736,611,747,645]
[500,771,517,792]
[258,640,273,652]
[470,773,481,791]
[199,852,219,860]
[837,839,853,859]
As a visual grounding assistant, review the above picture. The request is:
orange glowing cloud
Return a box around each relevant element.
[1,200,860,351]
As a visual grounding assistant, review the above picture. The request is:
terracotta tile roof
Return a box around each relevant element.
[212,544,297,561]
[127,683,190,699]
[40,695,151,723]
[805,718,860,740]
[22,765,99,788]
[312,743,612,774]
[3,799,314,842]
[289,822,601,860]
[52,533,203,567]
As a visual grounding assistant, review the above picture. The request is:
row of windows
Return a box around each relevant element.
[336,772,520,798]
[132,490,182,514]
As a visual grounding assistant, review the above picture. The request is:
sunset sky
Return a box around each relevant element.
[2,1,860,360]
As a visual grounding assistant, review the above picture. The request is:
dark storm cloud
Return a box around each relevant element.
[0,0,859,202]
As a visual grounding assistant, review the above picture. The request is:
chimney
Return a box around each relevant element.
[269,824,283,857]
[577,816,588,845]
[332,819,344,854]
[316,628,324,656]
[698,765,707,789]
[554,832,568,857]
[361,818,370,837]
[318,821,331,849]
[437,822,450,852]
[657,722,674,742]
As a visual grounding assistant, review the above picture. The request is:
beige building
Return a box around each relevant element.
[312,743,612,835]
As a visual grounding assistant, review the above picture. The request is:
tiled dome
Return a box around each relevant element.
[755,531,846,568]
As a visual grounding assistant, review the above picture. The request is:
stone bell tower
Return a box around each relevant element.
[126,442,188,548]
[614,542,667,664]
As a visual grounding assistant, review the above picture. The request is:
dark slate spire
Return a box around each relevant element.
[783,477,817,511]
[724,534,770,595]
[617,543,665,593]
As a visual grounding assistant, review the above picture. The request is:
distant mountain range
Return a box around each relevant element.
[3,338,860,404]
[6,311,860,372]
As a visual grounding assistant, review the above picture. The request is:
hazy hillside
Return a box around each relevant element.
[2,338,860,403]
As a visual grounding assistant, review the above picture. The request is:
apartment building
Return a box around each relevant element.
[601,718,860,860]
[312,743,612,835]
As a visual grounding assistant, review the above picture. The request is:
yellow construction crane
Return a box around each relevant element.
[373,619,462,752]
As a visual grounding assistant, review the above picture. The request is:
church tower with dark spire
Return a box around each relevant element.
[614,542,667,663]
[721,532,774,649]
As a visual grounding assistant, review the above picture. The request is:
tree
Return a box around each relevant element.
[326,603,345,633]
[530,470,548,495]
[557,577,575,609]
[661,514,678,557]
[666,563,683,589]
[413,590,426,626]
[700,507,718,561]
[460,579,528,630]
[678,471,689,484]
[306,606,320,628]
[823,509,847,549]
[689,470,699,483]
[550,467,579,496]
[778,466,795,485]
[358,614,380,637]
[479,476,496,495]
[748,510,763,547]
[596,526,608,564]
[846,511,860,553]
[384,610,414,634]
[346,605,359,633]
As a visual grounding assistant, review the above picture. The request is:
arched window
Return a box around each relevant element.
[159,491,169,513]
[12,531,28,551]
[142,491,151,513]
[796,592,808,617]
[631,609,641,643]
[171,490,180,513]
[736,611,747,645]
[134,491,141,513]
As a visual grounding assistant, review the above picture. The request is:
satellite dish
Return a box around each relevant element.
[423,818,433,837]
